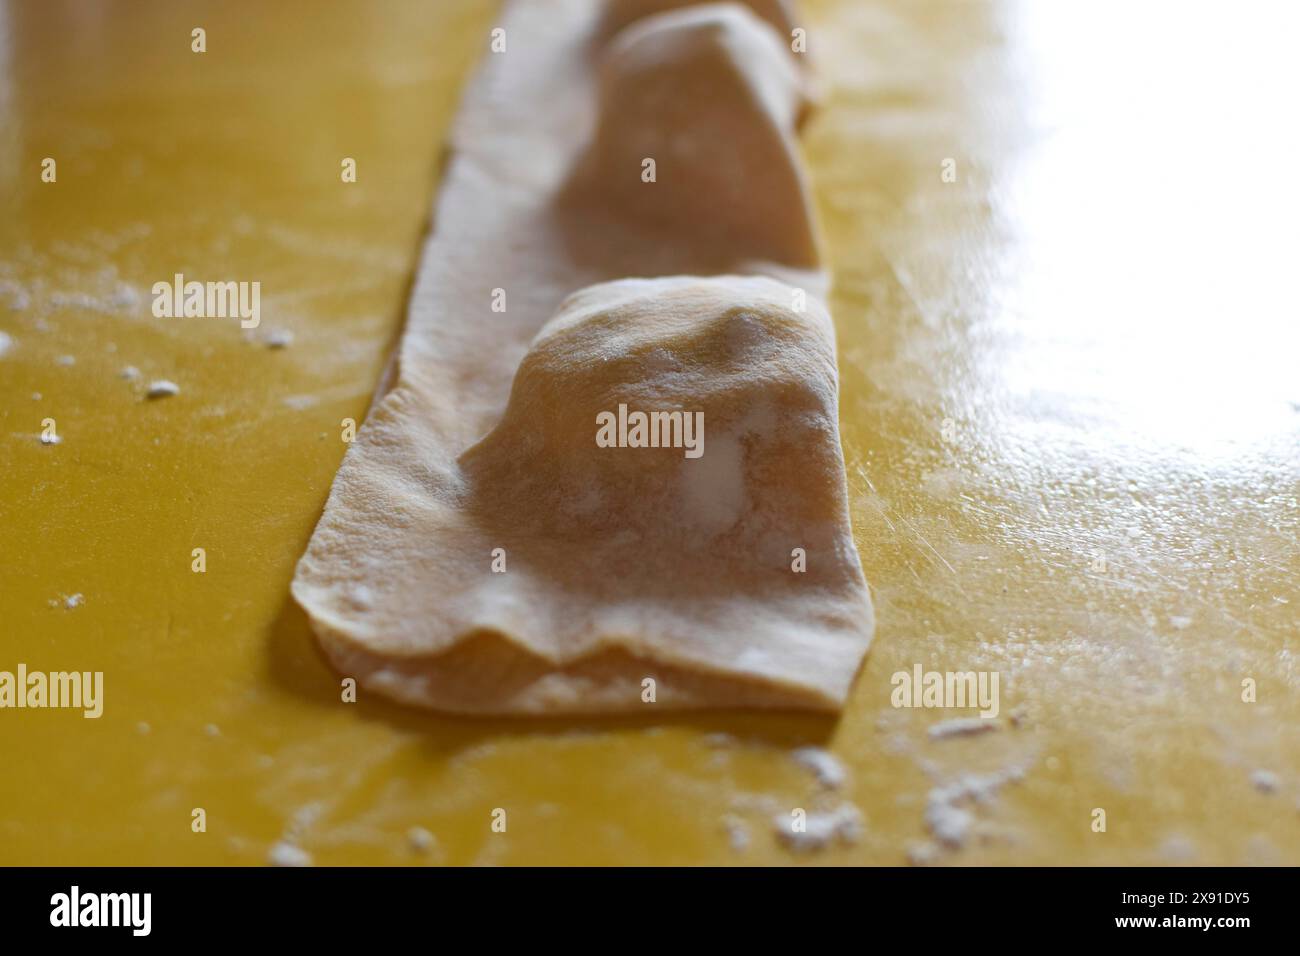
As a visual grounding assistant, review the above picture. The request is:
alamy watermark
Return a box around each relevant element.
[151,273,260,329]
[50,886,150,936]
[891,664,999,718]
[596,403,704,459]
[0,664,103,718]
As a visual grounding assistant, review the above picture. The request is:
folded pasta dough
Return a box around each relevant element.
[291,0,874,713]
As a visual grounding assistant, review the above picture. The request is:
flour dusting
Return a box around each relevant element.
[721,814,750,852]
[929,717,999,740]
[1249,769,1278,794]
[774,803,863,852]
[407,826,437,854]
[920,763,1029,854]
[267,841,313,867]
[791,746,847,788]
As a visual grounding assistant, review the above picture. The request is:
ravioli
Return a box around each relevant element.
[291,0,874,713]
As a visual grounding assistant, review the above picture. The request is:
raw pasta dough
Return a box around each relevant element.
[292,0,874,713]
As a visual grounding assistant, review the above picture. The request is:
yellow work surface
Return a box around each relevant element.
[1,0,1297,865]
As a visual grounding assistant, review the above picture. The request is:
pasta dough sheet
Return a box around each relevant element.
[292,0,874,713]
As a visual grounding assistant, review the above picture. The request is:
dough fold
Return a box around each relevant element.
[291,0,874,714]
